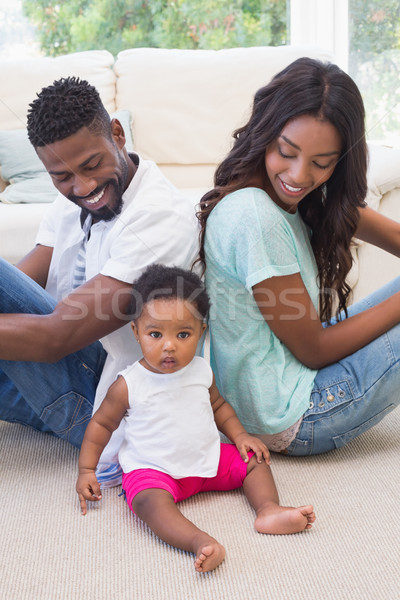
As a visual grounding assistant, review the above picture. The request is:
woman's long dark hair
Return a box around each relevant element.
[197,57,368,323]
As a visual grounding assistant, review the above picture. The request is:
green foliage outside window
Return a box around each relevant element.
[349,0,400,140]
[22,0,288,57]
[22,0,400,141]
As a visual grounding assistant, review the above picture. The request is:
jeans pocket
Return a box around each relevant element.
[332,403,396,449]
[40,391,93,447]
[284,436,312,457]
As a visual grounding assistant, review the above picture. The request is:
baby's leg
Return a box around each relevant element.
[132,488,225,572]
[243,457,316,534]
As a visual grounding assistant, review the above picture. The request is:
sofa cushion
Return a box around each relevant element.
[0,128,58,204]
[365,143,400,210]
[0,129,46,181]
[0,174,57,205]
[114,46,333,179]
[0,50,116,131]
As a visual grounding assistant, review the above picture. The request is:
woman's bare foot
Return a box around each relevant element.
[254,504,316,535]
[194,540,226,573]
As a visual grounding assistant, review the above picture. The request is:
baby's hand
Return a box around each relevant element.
[234,433,271,465]
[76,471,102,515]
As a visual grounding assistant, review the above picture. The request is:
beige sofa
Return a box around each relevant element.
[0,46,399,302]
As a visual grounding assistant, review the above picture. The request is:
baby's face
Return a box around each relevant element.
[131,298,206,374]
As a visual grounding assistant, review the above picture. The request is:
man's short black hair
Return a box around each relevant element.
[129,264,210,321]
[27,76,111,147]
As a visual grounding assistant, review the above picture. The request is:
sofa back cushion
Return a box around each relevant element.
[0,50,116,131]
[114,46,333,187]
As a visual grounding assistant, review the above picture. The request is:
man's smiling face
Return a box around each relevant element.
[36,120,134,222]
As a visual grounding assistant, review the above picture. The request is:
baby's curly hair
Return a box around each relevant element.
[129,264,210,321]
[27,76,111,147]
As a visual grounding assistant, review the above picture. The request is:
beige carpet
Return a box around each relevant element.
[1,409,399,600]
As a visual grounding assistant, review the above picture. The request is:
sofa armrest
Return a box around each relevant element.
[0,203,49,265]
[365,143,400,211]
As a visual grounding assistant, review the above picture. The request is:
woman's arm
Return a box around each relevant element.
[356,205,400,257]
[76,376,129,514]
[253,272,400,369]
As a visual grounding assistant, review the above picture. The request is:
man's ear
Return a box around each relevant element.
[110,118,126,149]
[201,322,207,335]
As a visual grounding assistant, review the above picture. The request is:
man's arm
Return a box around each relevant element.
[16,244,53,288]
[0,273,133,362]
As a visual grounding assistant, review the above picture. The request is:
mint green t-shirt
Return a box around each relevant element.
[204,187,318,435]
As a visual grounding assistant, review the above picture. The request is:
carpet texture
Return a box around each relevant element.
[1,409,399,600]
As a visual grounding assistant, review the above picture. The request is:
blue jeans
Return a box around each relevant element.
[0,258,107,447]
[285,277,400,455]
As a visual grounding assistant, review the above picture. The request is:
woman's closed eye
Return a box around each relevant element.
[279,146,332,170]
[313,160,333,170]
[278,146,295,160]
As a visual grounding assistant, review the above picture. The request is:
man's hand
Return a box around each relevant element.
[234,432,271,465]
[76,471,102,515]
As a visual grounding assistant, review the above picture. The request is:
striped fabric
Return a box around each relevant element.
[72,216,92,289]
[72,236,87,289]
[96,462,123,488]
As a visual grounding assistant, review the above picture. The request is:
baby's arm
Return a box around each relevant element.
[209,376,270,464]
[76,376,129,514]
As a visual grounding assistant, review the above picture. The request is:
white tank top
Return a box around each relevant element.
[118,356,221,479]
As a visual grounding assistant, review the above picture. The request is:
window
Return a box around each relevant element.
[349,0,400,143]
[19,1,290,57]
[1,1,399,144]
[0,0,39,58]
[290,0,400,144]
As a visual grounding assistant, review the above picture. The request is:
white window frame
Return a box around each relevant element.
[290,0,349,70]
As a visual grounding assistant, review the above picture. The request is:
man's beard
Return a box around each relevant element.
[70,153,129,223]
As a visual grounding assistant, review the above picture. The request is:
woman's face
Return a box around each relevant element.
[264,114,342,213]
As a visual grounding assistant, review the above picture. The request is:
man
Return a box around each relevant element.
[0,77,199,486]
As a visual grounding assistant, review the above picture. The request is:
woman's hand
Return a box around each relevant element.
[76,471,102,515]
[234,432,271,464]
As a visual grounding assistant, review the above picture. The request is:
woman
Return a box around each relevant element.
[198,57,400,456]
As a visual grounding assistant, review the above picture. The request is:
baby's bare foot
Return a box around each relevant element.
[255,504,316,535]
[194,541,226,573]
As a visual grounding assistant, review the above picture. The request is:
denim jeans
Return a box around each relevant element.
[285,276,400,455]
[0,258,107,447]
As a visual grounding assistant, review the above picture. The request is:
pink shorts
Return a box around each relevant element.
[122,443,252,511]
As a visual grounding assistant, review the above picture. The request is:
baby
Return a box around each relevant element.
[76,264,315,573]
